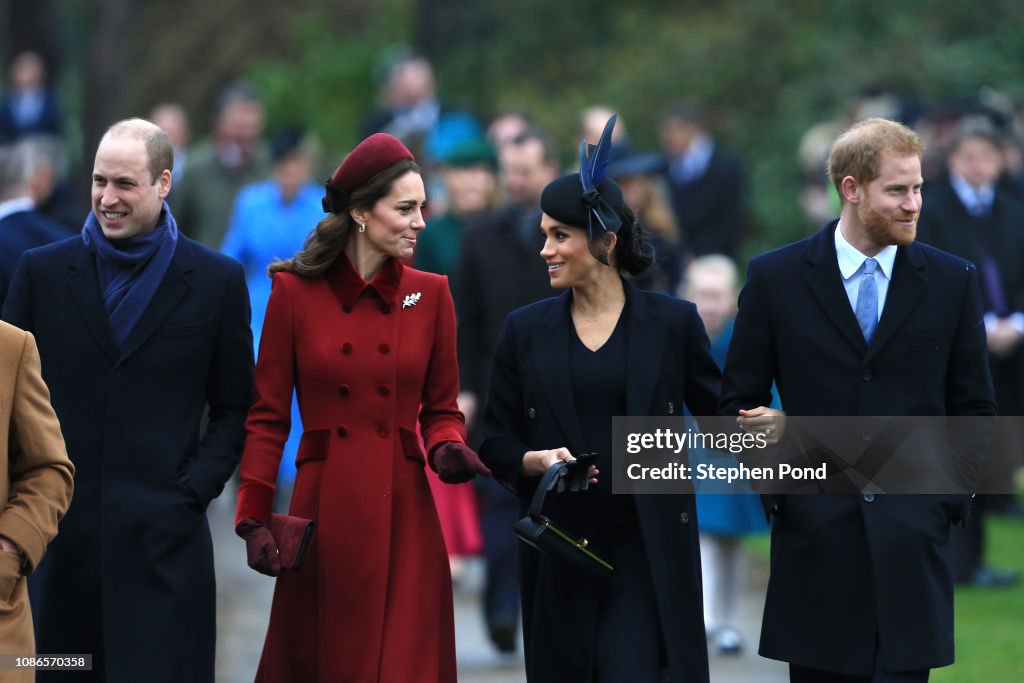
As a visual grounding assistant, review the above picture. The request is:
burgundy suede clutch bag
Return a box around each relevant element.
[270,514,316,570]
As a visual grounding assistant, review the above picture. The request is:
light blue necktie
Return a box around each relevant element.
[856,258,879,343]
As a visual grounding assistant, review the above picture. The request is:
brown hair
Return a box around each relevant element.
[269,158,421,277]
[827,118,923,201]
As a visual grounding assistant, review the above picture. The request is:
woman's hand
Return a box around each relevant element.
[737,407,786,445]
[522,447,599,483]
[431,442,492,483]
[236,519,281,577]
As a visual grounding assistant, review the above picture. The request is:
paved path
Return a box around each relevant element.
[210,494,786,682]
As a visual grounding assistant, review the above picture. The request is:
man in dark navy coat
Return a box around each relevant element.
[2,118,253,683]
[721,118,996,682]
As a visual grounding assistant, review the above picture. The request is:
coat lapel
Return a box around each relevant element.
[67,240,118,363]
[117,239,193,363]
[864,242,927,362]
[625,284,667,415]
[803,224,868,355]
[531,291,587,453]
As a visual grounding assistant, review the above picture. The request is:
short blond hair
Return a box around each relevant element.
[827,118,923,200]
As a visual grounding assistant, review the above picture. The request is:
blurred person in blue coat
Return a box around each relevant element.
[681,254,771,656]
[221,128,323,501]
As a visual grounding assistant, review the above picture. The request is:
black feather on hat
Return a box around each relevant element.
[540,115,625,246]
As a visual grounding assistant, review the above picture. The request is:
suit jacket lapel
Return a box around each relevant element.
[803,224,868,355]
[117,239,193,363]
[67,240,118,363]
[625,284,667,415]
[865,242,927,362]
[531,291,587,453]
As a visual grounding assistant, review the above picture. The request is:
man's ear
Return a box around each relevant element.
[157,169,172,200]
[840,175,861,204]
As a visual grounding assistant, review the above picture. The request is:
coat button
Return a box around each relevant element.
[378,385,390,396]
[862,429,872,442]
[336,425,348,437]
[378,343,390,354]
[863,493,875,503]
[377,426,390,438]
[338,384,350,397]
[679,512,690,524]
[667,402,674,414]
[862,369,872,381]
[341,342,352,354]
[528,407,536,419]
[342,304,352,313]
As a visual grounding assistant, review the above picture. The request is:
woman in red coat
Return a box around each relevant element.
[234,133,490,682]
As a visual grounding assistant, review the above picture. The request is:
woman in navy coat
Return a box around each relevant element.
[479,117,723,682]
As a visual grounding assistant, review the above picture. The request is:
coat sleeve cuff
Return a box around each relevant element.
[0,510,46,574]
[235,483,275,528]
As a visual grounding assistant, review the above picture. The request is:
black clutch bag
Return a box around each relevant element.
[514,461,614,578]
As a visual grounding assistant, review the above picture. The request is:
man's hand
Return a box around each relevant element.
[738,406,786,444]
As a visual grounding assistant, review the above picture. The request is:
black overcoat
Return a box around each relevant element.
[2,235,253,683]
[720,223,996,676]
[480,282,720,683]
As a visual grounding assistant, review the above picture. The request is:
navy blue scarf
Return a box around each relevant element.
[82,202,179,347]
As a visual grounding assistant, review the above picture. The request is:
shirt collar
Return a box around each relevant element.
[0,196,34,222]
[326,251,404,308]
[949,172,994,213]
[834,221,897,280]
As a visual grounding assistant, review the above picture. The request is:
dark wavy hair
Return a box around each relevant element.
[610,204,654,275]
[269,159,421,277]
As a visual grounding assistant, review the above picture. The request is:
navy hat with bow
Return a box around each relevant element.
[540,114,625,245]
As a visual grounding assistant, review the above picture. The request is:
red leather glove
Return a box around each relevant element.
[236,519,281,577]
[431,442,492,484]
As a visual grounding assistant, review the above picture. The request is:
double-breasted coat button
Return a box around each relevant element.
[337,385,350,397]
[679,512,690,524]
[342,304,352,313]
[378,426,390,438]
[378,385,390,396]
[341,342,352,354]
[863,493,875,503]
[378,343,390,354]
[336,425,348,437]
[527,407,536,419]
[861,429,872,442]
[667,402,674,414]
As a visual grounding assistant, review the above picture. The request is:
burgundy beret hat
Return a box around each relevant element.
[322,133,415,213]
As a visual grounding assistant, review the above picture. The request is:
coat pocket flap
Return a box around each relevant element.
[399,428,426,463]
[296,428,331,466]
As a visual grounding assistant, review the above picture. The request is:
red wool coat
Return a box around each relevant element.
[236,254,465,682]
